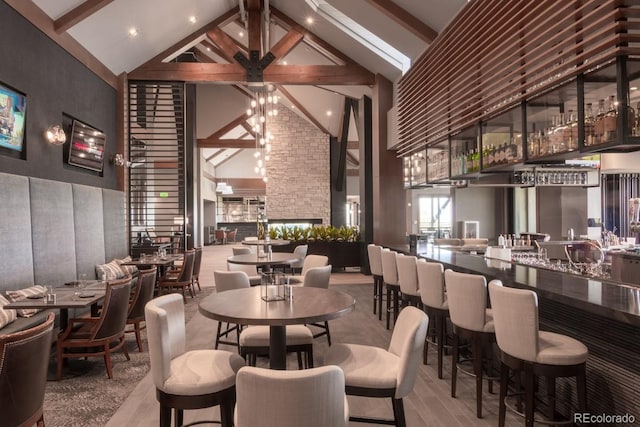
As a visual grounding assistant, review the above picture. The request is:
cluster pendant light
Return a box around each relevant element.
[247,86,278,183]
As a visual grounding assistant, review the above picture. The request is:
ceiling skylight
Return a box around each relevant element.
[304,0,411,74]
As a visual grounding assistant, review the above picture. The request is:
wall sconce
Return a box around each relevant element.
[111,153,127,167]
[44,125,66,145]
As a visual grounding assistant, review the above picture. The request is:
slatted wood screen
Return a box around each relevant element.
[128,82,186,254]
[397,0,640,155]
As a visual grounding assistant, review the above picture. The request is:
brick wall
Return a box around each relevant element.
[265,107,330,224]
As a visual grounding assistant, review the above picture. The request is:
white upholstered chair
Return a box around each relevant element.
[416,259,449,378]
[288,254,328,284]
[488,280,588,427]
[145,294,245,427]
[396,253,421,307]
[289,244,308,274]
[235,365,348,427]
[227,261,261,286]
[239,325,315,369]
[300,264,333,345]
[232,246,251,255]
[214,271,251,349]
[324,306,428,427]
[367,244,384,319]
[444,269,496,418]
[380,249,400,330]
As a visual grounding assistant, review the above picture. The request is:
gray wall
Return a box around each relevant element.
[453,187,502,243]
[537,187,587,240]
[0,2,118,189]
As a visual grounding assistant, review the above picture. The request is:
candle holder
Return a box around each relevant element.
[261,271,284,301]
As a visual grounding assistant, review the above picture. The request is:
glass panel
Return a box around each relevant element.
[426,139,449,182]
[418,196,452,237]
[481,105,523,170]
[450,126,479,178]
[526,80,579,161]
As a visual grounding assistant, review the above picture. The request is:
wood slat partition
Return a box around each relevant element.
[397,0,640,155]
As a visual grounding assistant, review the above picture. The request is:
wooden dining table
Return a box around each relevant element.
[227,252,300,273]
[199,286,355,369]
[5,282,107,331]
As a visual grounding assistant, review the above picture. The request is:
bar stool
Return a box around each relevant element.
[396,253,421,308]
[367,244,384,319]
[488,280,588,427]
[417,259,449,379]
[380,249,400,330]
[444,269,496,418]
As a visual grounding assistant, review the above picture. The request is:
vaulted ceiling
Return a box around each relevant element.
[9,0,467,170]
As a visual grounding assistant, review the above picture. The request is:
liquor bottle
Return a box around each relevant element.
[593,99,606,145]
[567,110,578,150]
[603,95,617,142]
[636,102,640,136]
[584,103,595,145]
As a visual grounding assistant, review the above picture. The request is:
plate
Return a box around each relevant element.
[79,293,96,298]
[27,294,43,299]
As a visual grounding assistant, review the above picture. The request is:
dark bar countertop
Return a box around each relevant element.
[389,244,640,327]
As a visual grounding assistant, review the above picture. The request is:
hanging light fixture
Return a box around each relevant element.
[247,85,278,183]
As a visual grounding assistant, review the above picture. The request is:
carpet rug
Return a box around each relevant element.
[43,288,213,427]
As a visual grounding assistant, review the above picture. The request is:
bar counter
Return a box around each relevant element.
[387,244,639,419]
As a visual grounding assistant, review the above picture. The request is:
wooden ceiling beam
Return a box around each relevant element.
[128,62,246,82]
[277,85,332,136]
[268,29,304,61]
[271,6,368,70]
[207,27,244,63]
[128,62,374,85]
[54,0,115,33]
[346,151,359,167]
[265,65,374,85]
[362,0,438,44]
[205,150,223,162]
[206,114,250,140]
[347,169,360,176]
[246,0,262,53]
[198,139,256,149]
[133,6,239,72]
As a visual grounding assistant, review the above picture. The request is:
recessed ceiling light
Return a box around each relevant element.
[189,16,197,24]
[282,60,288,65]
[306,17,314,24]
[326,110,332,116]
[291,105,296,109]
[239,31,244,37]
[206,47,211,52]
[128,27,138,37]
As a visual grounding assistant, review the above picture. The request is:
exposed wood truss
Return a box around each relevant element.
[197,114,251,148]
[54,0,115,33]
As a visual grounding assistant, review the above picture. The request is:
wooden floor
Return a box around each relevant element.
[106,244,521,426]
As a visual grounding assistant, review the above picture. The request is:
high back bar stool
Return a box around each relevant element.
[417,259,449,378]
[444,269,496,418]
[380,249,400,330]
[488,280,588,427]
[396,254,421,308]
[367,244,384,319]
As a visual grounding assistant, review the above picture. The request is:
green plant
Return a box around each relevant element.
[268,227,279,240]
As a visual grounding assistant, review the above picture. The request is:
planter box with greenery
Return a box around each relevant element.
[269,225,363,269]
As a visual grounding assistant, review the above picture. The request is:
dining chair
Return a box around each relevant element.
[125,267,157,352]
[0,312,54,427]
[381,249,400,329]
[226,228,238,243]
[145,294,245,427]
[235,365,348,427]
[215,229,227,245]
[232,246,252,255]
[289,244,308,274]
[56,277,133,380]
[214,270,251,350]
[300,264,333,345]
[158,249,195,301]
[227,261,261,286]
[191,246,203,292]
[324,306,429,427]
[288,254,328,284]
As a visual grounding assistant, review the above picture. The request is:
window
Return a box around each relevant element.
[418,196,452,237]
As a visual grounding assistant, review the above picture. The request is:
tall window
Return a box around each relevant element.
[418,196,452,237]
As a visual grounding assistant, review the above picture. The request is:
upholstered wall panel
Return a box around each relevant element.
[30,178,77,286]
[102,189,127,261]
[0,173,34,290]
[73,184,106,278]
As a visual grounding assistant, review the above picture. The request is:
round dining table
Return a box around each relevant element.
[227,252,300,273]
[199,286,355,369]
